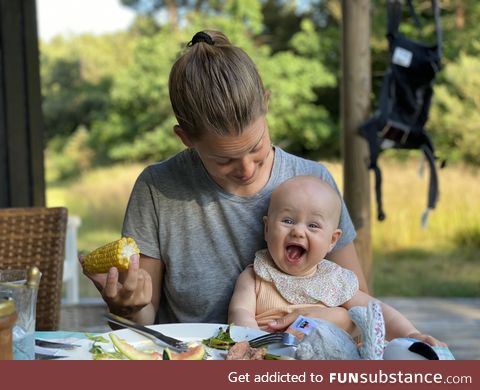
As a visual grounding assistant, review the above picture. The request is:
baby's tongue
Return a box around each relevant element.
[287,245,303,260]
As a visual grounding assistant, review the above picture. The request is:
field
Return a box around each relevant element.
[47,158,480,298]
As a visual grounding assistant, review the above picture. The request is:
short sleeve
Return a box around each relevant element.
[122,167,162,259]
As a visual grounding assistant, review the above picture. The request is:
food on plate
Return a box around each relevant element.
[88,333,124,360]
[226,341,266,360]
[87,325,291,360]
[163,343,206,360]
[202,325,236,350]
[110,334,162,360]
[82,237,139,274]
[202,325,291,360]
[90,333,206,360]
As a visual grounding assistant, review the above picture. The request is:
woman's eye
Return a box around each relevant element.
[215,159,232,165]
[251,145,262,154]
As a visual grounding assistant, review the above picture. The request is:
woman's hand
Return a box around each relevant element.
[407,332,447,347]
[266,307,355,334]
[80,254,153,318]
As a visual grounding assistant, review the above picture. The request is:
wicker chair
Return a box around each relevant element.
[0,207,68,330]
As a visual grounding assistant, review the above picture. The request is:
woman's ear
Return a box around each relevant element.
[264,90,271,109]
[263,215,269,239]
[174,125,193,148]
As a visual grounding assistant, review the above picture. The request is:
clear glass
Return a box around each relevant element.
[0,269,40,360]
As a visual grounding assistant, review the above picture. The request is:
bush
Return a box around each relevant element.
[45,127,95,183]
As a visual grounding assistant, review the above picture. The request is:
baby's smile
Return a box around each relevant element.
[286,244,306,264]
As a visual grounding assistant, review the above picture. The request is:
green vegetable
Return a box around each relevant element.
[202,325,236,350]
[86,332,125,360]
[85,333,109,343]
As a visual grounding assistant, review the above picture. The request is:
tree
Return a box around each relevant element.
[40,0,480,175]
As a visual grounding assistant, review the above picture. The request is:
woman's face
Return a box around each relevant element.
[180,116,274,196]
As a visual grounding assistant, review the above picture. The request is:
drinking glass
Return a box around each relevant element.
[0,268,41,360]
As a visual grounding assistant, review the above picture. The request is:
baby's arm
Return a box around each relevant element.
[344,291,446,346]
[298,307,356,334]
[228,267,259,329]
[265,306,355,334]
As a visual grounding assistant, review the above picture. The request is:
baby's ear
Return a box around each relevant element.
[330,229,342,250]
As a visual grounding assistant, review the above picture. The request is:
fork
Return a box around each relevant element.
[105,313,189,352]
[248,332,299,348]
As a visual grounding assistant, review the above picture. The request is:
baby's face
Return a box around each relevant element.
[264,177,341,277]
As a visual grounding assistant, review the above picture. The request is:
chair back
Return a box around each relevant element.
[0,207,68,330]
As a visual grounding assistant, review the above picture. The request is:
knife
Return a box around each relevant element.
[35,352,68,360]
[105,313,188,352]
[35,339,81,350]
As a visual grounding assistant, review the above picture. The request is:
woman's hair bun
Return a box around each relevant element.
[188,31,214,47]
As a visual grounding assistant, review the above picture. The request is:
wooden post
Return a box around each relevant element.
[341,0,373,289]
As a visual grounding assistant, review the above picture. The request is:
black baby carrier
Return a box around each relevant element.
[359,0,442,226]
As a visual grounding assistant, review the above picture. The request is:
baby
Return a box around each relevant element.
[228,175,445,346]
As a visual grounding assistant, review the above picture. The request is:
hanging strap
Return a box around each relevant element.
[406,0,424,37]
[420,144,439,228]
[387,0,402,37]
[387,0,442,57]
[373,165,386,222]
[432,0,443,60]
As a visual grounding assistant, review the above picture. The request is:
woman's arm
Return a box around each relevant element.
[228,267,259,329]
[326,242,369,293]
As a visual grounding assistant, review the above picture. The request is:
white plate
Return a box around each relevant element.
[60,323,295,360]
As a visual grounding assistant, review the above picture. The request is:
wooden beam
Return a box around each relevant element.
[341,0,373,288]
[0,0,45,207]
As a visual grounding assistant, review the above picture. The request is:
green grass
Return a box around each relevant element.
[47,163,144,251]
[48,158,480,298]
[324,158,480,296]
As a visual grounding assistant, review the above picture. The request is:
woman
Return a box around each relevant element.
[83,30,367,330]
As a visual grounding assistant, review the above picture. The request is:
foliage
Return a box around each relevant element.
[40,32,135,159]
[41,0,339,171]
[429,53,480,165]
[40,0,480,182]
[45,127,95,182]
[88,30,187,162]
[261,19,337,156]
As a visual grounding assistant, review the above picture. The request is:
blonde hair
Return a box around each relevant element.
[168,30,267,140]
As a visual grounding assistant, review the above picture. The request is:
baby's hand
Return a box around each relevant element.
[267,307,353,333]
[407,332,447,347]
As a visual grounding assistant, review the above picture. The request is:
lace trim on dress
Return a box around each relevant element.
[253,249,358,306]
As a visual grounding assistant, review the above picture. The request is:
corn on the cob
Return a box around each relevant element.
[82,237,139,274]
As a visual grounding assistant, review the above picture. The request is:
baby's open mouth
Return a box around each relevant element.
[286,244,306,262]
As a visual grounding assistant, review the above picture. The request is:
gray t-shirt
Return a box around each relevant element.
[122,146,356,324]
